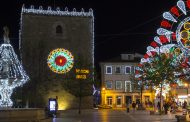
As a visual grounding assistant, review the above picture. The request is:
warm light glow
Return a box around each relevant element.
[154,83,170,98]
[76,75,86,79]
[102,87,105,91]
[75,69,89,79]
[184,83,188,87]
[178,95,188,99]
[76,69,89,74]
[57,99,68,110]
[60,59,62,63]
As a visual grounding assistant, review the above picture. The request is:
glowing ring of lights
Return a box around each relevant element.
[47,48,74,74]
[153,0,190,51]
[176,17,190,50]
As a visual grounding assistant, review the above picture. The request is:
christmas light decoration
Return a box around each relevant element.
[0,27,29,107]
[20,5,95,75]
[22,5,93,17]
[163,12,177,23]
[47,48,74,74]
[135,0,190,98]
[177,0,187,15]
[154,83,170,98]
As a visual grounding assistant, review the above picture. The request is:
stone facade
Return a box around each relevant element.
[20,6,94,109]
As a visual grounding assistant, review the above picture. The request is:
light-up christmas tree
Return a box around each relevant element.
[0,27,29,107]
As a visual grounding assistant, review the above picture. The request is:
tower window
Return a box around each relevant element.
[56,25,63,34]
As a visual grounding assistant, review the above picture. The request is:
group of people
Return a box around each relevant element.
[157,100,188,114]
[126,101,137,112]
[126,99,189,114]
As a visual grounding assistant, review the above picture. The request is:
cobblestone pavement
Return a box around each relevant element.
[52,109,179,122]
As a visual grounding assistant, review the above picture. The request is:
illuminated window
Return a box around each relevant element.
[115,66,121,74]
[105,81,112,89]
[116,81,122,90]
[125,66,131,74]
[56,25,63,34]
[106,66,112,74]
[106,96,112,106]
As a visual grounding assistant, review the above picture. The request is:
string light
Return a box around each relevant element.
[0,44,29,107]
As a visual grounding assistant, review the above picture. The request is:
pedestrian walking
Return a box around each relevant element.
[163,102,169,114]
[126,103,130,113]
[183,101,187,109]
[132,101,136,112]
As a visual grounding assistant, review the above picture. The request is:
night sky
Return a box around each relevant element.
[0,0,177,66]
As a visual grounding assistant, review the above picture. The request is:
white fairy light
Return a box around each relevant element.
[154,36,162,45]
[163,12,177,22]
[177,0,186,15]
[0,28,29,107]
[157,28,173,36]
[21,5,93,17]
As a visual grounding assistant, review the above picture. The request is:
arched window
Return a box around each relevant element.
[56,25,63,34]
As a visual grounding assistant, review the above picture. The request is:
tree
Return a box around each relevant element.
[136,47,183,114]
[62,55,94,114]
[130,71,143,109]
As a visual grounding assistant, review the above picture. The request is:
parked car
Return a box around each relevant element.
[97,104,112,109]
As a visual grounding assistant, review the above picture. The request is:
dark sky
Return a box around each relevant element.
[0,0,177,64]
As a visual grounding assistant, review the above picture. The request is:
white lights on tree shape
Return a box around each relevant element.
[0,27,29,107]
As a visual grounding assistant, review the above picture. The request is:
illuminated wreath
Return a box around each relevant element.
[47,48,74,74]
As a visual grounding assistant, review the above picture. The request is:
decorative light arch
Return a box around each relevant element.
[135,0,190,96]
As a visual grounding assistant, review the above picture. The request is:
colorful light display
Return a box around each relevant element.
[136,0,190,96]
[21,5,94,74]
[47,48,74,74]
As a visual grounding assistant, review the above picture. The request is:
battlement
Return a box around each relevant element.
[22,5,93,17]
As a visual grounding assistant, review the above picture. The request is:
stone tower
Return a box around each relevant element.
[20,5,94,109]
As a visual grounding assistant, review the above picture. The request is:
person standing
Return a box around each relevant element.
[183,101,187,109]
[132,101,136,112]
[163,102,169,114]
[157,101,161,112]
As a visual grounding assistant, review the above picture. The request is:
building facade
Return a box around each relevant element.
[100,53,154,108]
[19,6,94,109]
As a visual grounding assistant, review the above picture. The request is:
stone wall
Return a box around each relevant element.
[0,108,51,122]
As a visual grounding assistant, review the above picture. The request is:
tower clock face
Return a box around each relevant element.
[47,48,74,74]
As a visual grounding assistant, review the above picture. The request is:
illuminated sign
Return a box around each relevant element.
[49,101,56,111]
[75,69,89,79]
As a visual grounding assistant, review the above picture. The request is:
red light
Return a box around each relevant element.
[170,6,180,17]
[161,20,171,28]
[55,56,67,66]
[187,0,190,9]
